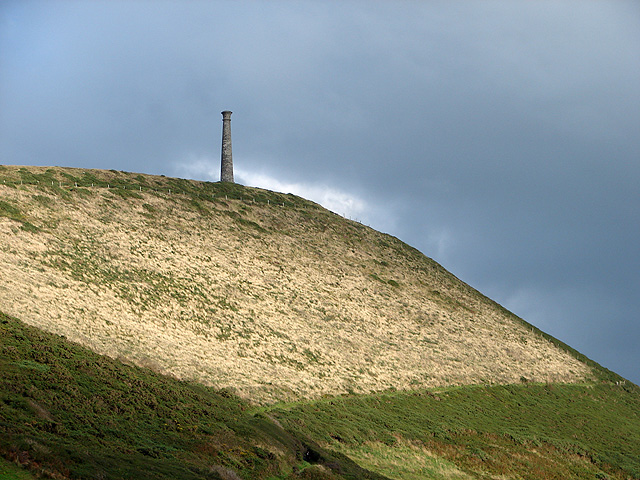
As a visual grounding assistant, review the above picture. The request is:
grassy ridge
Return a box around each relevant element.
[0,165,317,210]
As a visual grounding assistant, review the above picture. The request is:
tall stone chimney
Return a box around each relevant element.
[220,110,234,183]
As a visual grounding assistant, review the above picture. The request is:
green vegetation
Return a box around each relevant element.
[0,199,22,220]
[369,273,400,288]
[0,311,388,480]
[2,310,639,479]
[0,200,40,233]
[0,457,37,479]
[0,166,320,211]
[269,382,640,479]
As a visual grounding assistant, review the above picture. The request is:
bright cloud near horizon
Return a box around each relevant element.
[1,0,639,384]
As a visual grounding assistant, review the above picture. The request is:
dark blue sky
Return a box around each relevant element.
[1,1,639,384]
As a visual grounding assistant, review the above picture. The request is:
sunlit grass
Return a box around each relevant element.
[331,440,473,480]
[0,166,593,404]
[268,382,640,479]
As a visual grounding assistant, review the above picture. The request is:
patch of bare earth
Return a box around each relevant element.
[0,166,591,403]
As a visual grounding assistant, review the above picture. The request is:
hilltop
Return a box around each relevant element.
[0,165,591,403]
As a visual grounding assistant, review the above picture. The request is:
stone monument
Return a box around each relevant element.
[220,110,234,183]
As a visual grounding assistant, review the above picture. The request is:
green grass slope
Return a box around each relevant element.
[269,382,640,479]
[2,311,639,480]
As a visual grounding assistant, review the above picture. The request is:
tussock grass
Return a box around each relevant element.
[0,166,597,404]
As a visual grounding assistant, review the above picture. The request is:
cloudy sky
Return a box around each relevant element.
[1,1,639,384]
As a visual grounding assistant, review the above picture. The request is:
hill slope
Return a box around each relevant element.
[2,165,639,480]
[2,310,639,480]
[0,165,592,403]
[0,310,390,480]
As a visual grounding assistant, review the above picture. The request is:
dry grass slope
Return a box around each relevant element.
[0,165,591,403]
